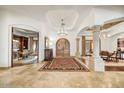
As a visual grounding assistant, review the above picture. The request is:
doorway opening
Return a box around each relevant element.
[85,40,93,56]
[11,27,39,67]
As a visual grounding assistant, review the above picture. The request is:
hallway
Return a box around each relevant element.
[0,5,124,89]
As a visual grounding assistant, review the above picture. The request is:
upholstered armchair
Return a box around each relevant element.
[100,51,111,61]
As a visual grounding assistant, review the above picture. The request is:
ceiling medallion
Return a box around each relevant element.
[57,19,68,36]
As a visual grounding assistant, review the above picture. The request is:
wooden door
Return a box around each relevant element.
[56,38,70,57]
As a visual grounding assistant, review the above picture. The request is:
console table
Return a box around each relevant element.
[44,49,53,61]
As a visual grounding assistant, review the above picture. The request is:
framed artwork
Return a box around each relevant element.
[117,38,124,48]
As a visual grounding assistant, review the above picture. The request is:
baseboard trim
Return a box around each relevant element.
[0,67,10,70]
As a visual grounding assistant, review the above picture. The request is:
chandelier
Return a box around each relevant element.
[57,19,68,36]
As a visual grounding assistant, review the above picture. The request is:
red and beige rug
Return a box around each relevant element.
[39,57,89,72]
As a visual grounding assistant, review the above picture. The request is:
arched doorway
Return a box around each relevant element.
[56,38,70,57]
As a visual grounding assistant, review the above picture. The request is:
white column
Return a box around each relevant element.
[93,25,104,72]
[82,36,86,56]
[75,38,80,57]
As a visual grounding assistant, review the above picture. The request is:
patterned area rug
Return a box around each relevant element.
[39,58,89,72]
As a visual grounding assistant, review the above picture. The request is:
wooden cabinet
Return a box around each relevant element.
[44,49,53,61]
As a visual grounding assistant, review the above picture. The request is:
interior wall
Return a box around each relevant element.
[100,33,110,51]
[0,9,9,67]
[0,9,45,67]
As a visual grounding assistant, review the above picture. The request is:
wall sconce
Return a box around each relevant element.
[107,34,111,37]
[49,40,53,46]
[103,34,106,38]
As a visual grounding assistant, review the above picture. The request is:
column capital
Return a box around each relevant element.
[91,25,101,28]
[91,25,102,33]
[76,38,80,41]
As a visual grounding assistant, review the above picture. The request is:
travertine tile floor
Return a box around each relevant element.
[0,57,124,88]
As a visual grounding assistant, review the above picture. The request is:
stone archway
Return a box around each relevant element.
[56,38,70,57]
